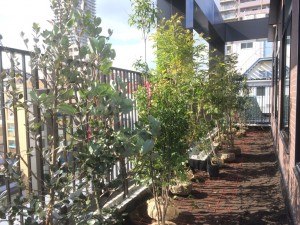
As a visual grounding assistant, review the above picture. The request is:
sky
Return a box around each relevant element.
[0,0,153,70]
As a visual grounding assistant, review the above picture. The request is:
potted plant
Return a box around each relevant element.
[188,140,210,172]
[207,155,223,178]
[132,14,209,225]
[205,54,248,157]
[169,168,193,196]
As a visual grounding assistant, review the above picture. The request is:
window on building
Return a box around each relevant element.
[8,140,16,150]
[273,54,279,119]
[226,45,232,54]
[241,42,253,49]
[7,123,15,137]
[240,0,255,3]
[259,70,272,79]
[274,36,281,120]
[264,40,273,57]
[280,1,292,148]
[257,87,265,96]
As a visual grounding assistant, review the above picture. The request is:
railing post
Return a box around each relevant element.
[21,54,32,194]
[0,45,13,225]
[32,67,45,205]
[120,157,129,198]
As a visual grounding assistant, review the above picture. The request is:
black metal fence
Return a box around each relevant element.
[0,46,144,223]
[244,86,272,125]
[0,46,273,223]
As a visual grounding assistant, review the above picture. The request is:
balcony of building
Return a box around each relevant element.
[219,4,237,13]
[239,0,270,9]
[0,0,298,224]
[0,40,281,224]
[220,0,236,3]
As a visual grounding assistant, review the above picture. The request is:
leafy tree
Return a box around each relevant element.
[204,54,248,148]
[128,0,157,63]
[0,0,141,224]
[134,15,208,225]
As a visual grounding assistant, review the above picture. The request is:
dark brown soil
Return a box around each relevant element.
[123,127,290,225]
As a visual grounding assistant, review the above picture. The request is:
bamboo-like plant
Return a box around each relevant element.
[133,15,208,225]
[204,54,248,149]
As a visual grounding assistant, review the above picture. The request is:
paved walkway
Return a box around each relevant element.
[126,128,290,225]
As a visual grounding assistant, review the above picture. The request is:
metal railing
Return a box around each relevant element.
[0,46,144,223]
[0,46,273,224]
[243,86,271,125]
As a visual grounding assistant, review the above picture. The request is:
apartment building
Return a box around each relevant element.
[68,0,96,59]
[220,0,271,72]
[220,0,270,21]
[220,0,272,124]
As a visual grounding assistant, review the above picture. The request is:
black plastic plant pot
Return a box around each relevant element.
[207,163,219,177]
[189,159,207,172]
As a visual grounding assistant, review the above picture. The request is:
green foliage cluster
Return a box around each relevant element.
[133,15,209,225]
[204,54,248,147]
[0,0,141,224]
[0,1,248,225]
[128,0,157,37]
[128,0,157,62]
[131,9,247,225]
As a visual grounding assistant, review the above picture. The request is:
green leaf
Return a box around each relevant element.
[29,91,39,103]
[94,17,101,26]
[148,115,161,137]
[79,46,88,58]
[98,36,106,52]
[141,139,154,154]
[88,37,98,53]
[95,27,102,35]
[100,61,112,75]
[88,143,97,154]
[67,18,74,28]
[110,49,116,59]
[60,88,74,99]
[69,188,83,200]
[61,35,69,47]
[58,103,77,115]
[121,99,133,113]
[32,22,40,34]
[87,219,97,225]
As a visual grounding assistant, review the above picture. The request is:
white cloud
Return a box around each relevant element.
[0,0,153,70]
[0,0,52,50]
[96,0,154,70]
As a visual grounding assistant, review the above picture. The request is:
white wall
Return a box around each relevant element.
[226,39,272,74]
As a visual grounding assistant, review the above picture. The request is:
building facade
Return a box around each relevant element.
[220,0,270,22]
[220,0,272,125]
[244,58,272,124]
[68,0,96,59]
[269,0,300,224]
[160,0,299,223]
[69,0,96,46]
[220,0,271,74]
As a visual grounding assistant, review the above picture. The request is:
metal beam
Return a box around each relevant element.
[224,18,269,42]
[158,0,269,43]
